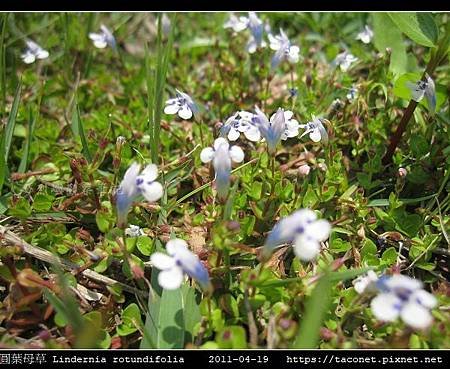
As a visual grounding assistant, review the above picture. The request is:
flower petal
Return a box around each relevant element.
[166,238,189,255]
[304,219,331,242]
[244,126,261,142]
[164,102,180,115]
[401,302,433,329]
[229,146,244,163]
[227,128,241,141]
[140,164,159,182]
[139,181,163,202]
[293,234,321,261]
[371,293,401,322]
[213,137,230,150]
[150,252,176,270]
[411,289,437,309]
[309,128,322,142]
[158,267,184,290]
[178,104,193,120]
[200,147,215,163]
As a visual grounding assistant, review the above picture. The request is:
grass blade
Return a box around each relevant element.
[0,79,22,193]
[293,271,332,348]
[71,101,92,163]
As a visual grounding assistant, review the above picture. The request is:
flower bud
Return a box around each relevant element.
[298,164,311,176]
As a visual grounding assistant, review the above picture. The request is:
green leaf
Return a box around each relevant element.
[136,236,154,256]
[388,13,438,47]
[293,271,332,348]
[117,303,143,336]
[71,102,92,163]
[372,13,407,75]
[216,326,247,349]
[141,265,185,348]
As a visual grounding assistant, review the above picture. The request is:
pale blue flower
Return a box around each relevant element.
[263,209,331,261]
[268,29,300,69]
[246,12,266,53]
[21,40,49,64]
[150,238,210,290]
[407,74,436,113]
[251,106,286,155]
[116,163,163,228]
[356,25,373,44]
[89,24,116,49]
[200,138,244,201]
[346,86,358,101]
[164,89,198,120]
[125,224,144,237]
[299,116,328,144]
[371,274,437,330]
[333,51,358,72]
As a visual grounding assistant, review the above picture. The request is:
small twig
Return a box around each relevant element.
[244,288,258,348]
[10,168,57,181]
[0,225,147,297]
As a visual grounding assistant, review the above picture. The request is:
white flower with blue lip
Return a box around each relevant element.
[252,106,286,155]
[356,25,374,44]
[150,238,210,290]
[223,13,249,33]
[299,117,329,144]
[263,209,331,261]
[268,29,300,69]
[200,138,244,201]
[21,40,49,64]
[164,89,198,120]
[116,163,163,228]
[246,12,266,54]
[407,74,436,113]
[333,51,358,72]
[370,274,437,330]
[220,111,261,142]
[89,24,116,49]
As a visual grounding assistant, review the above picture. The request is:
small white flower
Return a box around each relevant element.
[268,29,300,69]
[356,25,374,44]
[299,117,328,144]
[200,138,244,201]
[150,238,210,290]
[125,224,144,237]
[298,164,311,176]
[89,24,116,49]
[224,13,249,33]
[406,74,436,113]
[21,40,49,64]
[333,51,358,72]
[346,86,358,101]
[370,274,437,330]
[263,209,331,261]
[116,163,163,227]
[220,111,261,142]
[353,270,378,294]
[164,89,198,120]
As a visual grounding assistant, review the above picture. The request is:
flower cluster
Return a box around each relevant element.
[333,51,358,72]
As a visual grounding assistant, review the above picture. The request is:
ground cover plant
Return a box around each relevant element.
[0,12,449,349]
